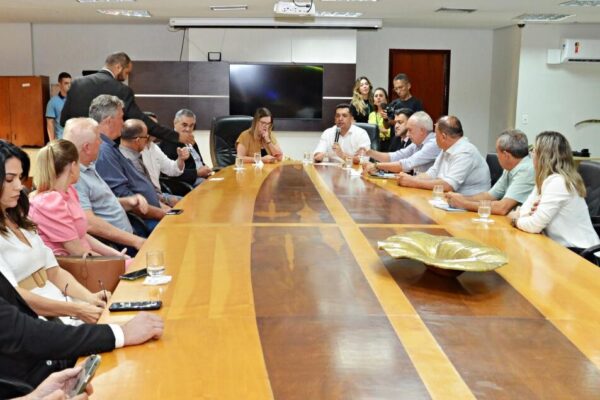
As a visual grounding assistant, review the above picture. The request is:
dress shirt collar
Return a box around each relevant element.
[100,133,118,148]
[119,145,140,161]
[445,136,468,155]
[101,67,115,78]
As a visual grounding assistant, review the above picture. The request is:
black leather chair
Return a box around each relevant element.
[354,122,380,151]
[486,153,503,186]
[209,115,253,168]
[577,161,600,265]
[127,212,151,238]
[160,177,194,197]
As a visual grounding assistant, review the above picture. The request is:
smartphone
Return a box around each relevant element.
[69,354,101,396]
[109,300,163,312]
[166,209,183,215]
[119,268,148,281]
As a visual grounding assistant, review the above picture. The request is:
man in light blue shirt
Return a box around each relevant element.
[446,130,534,215]
[397,115,490,195]
[364,111,441,174]
[45,72,71,140]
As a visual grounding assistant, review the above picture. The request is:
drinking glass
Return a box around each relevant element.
[254,152,261,165]
[432,185,444,201]
[147,250,165,277]
[475,199,493,223]
[303,152,312,164]
[344,156,353,169]
[359,155,370,165]
[235,157,244,170]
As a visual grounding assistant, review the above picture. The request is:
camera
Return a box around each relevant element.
[382,103,396,118]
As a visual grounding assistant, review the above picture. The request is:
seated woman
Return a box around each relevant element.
[236,107,283,164]
[29,139,129,258]
[509,131,600,251]
[0,140,108,324]
[368,87,391,151]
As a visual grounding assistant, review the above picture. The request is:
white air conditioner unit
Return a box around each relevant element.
[561,39,600,63]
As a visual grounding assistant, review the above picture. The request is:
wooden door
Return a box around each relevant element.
[0,78,11,141]
[8,76,48,147]
[388,50,450,122]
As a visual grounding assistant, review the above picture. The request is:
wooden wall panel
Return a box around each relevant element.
[0,77,11,141]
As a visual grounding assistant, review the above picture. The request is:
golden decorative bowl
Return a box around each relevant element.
[378,231,508,277]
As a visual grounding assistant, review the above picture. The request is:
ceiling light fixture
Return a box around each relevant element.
[210,5,248,11]
[316,11,363,18]
[435,7,476,14]
[514,13,574,21]
[169,17,382,29]
[560,0,600,6]
[97,9,151,17]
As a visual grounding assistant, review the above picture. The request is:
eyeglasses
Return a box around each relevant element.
[136,135,150,141]
[258,121,272,127]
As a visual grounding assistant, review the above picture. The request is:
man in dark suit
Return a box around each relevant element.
[0,271,164,397]
[60,52,194,146]
[160,109,212,187]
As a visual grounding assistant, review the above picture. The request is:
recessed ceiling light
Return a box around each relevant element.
[514,13,574,21]
[316,11,363,17]
[561,0,600,6]
[210,5,248,11]
[97,9,151,17]
[435,7,476,14]
[78,0,136,3]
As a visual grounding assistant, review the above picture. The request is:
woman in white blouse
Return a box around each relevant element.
[508,131,600,250]
[0,140,108,323]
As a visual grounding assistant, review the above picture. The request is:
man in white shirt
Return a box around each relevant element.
[313,103,371,164]
[397,115,490,195]
[363,111,441,175]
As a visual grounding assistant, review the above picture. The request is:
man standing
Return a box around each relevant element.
[45,72,71,141]
[364,111,440,175]
[63,118,147,250]
[384,73,423,124]
[396,115,490,195]
[313,103,371,164]
[160,109,212,187]
[446,130,534,215]
[60,52,194,145]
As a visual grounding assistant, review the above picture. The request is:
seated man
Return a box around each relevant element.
[0,271,163,396]
[63,118,147,249]
[446,130,534,215]
[363,111,440,175]
[397,115,491,195]
[120,119,183,207]
[159,109,211,187]
[313,103,371,163]
[89,95,166,230]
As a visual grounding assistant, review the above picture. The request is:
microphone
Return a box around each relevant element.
[334,127,340,143]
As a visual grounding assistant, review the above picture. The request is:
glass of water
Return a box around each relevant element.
[147,250,165,277]
[475,199,493,223]
[432,185,444,202]
[235,157,244,170]
[344,156,353,169]
[254,152,261,165]
[303,151,312,164]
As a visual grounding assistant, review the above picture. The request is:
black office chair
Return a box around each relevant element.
[486,153,503,186]
[160,177,194,197]
[209,115,253,168]
[127,212,151,238]
[354,122,380,151]
[577,161,600,266]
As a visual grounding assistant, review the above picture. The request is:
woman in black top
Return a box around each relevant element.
[349,76,373,123]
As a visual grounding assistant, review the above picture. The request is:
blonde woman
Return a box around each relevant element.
[0,140,108,324]
[236,107,283,164]
[509,131,599,250]
[349,76,373,123]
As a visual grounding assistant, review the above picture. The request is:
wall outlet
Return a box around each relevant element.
[521,114,529,125]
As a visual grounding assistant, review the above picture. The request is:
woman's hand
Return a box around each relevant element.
[261,155,277,164]
[87,290,111,307]
[75,303,104,323]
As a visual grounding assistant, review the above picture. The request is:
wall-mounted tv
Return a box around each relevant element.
[229,64,323,119]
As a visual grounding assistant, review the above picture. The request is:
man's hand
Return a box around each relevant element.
[133,194,149,214]
[20,366,93,400]
[313,152,324,163]
[197,166,212,178]
[396,172,417,187]
[332,143,344,159]
[178,131,195,145]
[445,192,466,209]
[176,146,190,161]
[362,162,377,175]
[122,312,164,346]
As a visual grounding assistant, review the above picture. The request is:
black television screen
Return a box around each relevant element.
[229,64,323,119]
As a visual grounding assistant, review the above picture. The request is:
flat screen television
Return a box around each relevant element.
[229,64,323,119]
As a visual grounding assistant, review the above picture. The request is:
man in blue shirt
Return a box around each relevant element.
[45,72,71,140]
[88,95,166,231]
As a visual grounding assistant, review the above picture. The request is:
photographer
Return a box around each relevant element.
[383,73,423,127]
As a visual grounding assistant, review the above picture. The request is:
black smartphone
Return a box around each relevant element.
[119,268,148,281]
[69,354,101,396]
[166,209,183,215]
[109,300,163,312]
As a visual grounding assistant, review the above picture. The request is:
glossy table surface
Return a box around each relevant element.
[94,162,600,399]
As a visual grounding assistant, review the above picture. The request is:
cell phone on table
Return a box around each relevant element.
[119,268,148,281]
[166,209,183,215]
[69,354,101,396]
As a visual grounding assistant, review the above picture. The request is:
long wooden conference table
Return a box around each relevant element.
[94,162,600,399]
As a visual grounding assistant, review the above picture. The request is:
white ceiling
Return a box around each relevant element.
[1,0,600,29]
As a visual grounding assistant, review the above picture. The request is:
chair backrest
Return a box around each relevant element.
[486,153,503,186]
[578,161,600,222]
[354,122,380,151]
[209,115,253,167]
